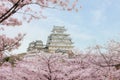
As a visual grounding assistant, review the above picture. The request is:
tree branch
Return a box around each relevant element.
[0,0,23,23]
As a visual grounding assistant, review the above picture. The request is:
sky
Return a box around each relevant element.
[1,0,120,54]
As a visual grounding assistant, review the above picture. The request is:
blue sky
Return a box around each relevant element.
[1,0,120,54]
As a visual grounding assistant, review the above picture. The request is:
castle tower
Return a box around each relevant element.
[27,40,43,52]
[46,26,74,53]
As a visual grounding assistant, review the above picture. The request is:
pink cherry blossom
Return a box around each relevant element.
[0,32,25,58]
[0,0,79,26]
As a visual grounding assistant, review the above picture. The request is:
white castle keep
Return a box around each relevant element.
[27,26,74,53]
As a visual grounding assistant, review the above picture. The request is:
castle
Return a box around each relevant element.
[27,26,74,53]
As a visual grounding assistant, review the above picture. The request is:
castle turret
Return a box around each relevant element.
[27,40,43,52]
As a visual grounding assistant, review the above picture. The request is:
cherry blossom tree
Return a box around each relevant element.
[0,54,66,80]
[0,0,79,26]
[87,40,120,80]
[0,50,120,80]
[0,28,25,59]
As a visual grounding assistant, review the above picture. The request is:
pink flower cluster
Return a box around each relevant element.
[0,0,79,26]
[0,33,25,58]
[0,49,120,80]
